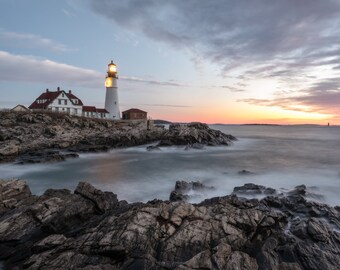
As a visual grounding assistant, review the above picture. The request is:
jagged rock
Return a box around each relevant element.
[75,182,118,212]
[0,179,32,213]
[169,180,215,202]
[0,180,339,270]
[158,122,236,147]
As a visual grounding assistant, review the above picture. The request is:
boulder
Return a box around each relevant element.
[75,182,118,212]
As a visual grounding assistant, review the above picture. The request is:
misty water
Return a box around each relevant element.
[1,125,340,206]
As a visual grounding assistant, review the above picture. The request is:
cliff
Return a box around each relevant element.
[0,180,339,269]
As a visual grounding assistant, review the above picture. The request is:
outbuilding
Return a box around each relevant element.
[122,108,147,120]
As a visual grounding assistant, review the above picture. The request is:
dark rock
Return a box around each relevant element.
[158,122,236,147]
[146,145,161,151]
[238,169,255,175]
[169,180,215,202]
[75,182,118,213]
[233,183,276,195]
[15,150,79,164]
[0,179,32,213]
[185,143,205,150]
[0,180,339,270]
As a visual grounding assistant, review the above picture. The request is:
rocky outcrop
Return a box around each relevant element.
[0,112,236,163]
[170,180,215,202]
[0,180,339,270]
[157,122,236,147]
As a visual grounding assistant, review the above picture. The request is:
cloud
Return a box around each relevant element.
[220,86,246,92]
[90,0,340,75]
[89,0,340,118]
[121,76,187,87]
[0,50,102,88]
[0,29,74,52]
[241,78,340,115]
[0,50,187,89]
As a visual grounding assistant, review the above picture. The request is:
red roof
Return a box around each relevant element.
[122,108,147,114]
[82,106,97,112]
[96,108,109,113]
[29,90,83,109]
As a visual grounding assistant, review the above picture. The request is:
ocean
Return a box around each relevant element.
[1,125,339,206]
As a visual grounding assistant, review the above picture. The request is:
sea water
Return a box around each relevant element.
[1,125,339,205]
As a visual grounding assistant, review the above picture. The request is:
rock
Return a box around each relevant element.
[185,143,205,150]
[169,180,215,202]
[0,180,339,270]
[15,150,79,164]
[158,122,236,147]
[238,169,255,175]
[0,112,236,163]
[146,145,161,151]
[74,182,118,212]
[233,183,276,195]
[0,179,32,213]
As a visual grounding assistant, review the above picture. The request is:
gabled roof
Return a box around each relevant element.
[122,108,147,114]
[29,90,83,109]
[66,92,84,105]
[11,104,29,111]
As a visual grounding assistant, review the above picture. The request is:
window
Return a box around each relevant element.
[74,109,77,114]
[64,100,67,105]
[62,93,64,97]
[67,108,70,114]
[74,99,78,104]
[58,99,61,105]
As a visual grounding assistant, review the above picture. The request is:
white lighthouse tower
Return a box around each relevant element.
[104,60,120,119]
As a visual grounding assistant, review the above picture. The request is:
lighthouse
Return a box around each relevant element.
[104,61,120,119]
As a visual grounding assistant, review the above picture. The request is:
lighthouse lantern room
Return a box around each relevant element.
[104,60,120,119]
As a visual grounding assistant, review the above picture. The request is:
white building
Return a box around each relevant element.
[29,87,109,119]
[105,61,120,119]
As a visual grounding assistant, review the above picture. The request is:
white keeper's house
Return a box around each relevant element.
[28,87,109,119]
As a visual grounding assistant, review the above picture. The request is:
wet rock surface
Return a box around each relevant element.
[0,180,339,270]
[170,180,215,202]
[0,112,236,163]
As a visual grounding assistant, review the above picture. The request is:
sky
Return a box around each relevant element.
[0,0,339,124]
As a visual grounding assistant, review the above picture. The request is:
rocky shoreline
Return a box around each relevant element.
[0,179,339,269]
[0,112,236,164]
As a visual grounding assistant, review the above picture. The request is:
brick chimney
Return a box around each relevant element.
[46,88,49,92]
[68,90,72,94]
[57,86,60,91]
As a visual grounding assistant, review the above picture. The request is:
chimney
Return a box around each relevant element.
[46,88,49,92]
[57,86,60,91]
[68,90,72,94]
